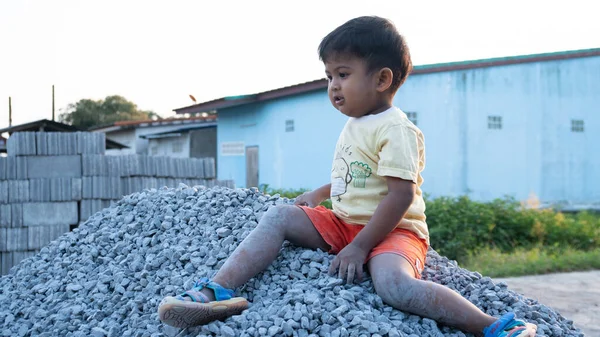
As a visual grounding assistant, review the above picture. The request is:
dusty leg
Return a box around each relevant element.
[158,205,329,328]
[369,253,497,336]
[202,205,329,299]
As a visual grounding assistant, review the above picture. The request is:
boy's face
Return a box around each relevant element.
[324,55,382,118]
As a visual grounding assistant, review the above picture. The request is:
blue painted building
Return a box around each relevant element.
[175,48,600,205]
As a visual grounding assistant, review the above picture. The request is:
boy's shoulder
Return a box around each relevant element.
[344,107,424,140]
[371,107,423,136]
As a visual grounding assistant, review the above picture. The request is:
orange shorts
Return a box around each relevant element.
[299,205,428,278]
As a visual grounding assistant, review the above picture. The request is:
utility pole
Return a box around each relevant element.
[8,97,12,127]
[52,85,55,121]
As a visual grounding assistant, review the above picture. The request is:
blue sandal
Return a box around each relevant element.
[158,277,248,328]
[483,312,537,337]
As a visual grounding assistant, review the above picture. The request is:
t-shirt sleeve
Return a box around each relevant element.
[377,125,425,183]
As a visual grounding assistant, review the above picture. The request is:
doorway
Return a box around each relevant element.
[245,146,259,188]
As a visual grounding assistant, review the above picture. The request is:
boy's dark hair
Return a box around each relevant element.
[318,16,413,92]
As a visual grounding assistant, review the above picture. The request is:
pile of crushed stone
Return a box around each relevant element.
[0,185,584,337]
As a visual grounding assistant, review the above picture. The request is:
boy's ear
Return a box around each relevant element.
[376,68,394,92]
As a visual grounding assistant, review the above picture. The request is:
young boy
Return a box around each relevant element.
[158,16,537,337]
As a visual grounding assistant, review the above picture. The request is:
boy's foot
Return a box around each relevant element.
[483,312,537,337]
[158,277,248,328]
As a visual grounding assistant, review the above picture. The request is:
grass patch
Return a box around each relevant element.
[463,246,600,278]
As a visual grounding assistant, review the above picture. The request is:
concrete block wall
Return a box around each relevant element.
[0,131,233,275]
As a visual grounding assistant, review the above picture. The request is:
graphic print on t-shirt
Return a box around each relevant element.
[349,161,372,188]
[331,153,352,202]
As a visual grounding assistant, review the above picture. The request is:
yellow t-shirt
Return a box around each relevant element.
[330,106,429,244]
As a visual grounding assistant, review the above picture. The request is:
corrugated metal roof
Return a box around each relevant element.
[89,115,217,132]
[139,123,217,139]
[174,47,600,115]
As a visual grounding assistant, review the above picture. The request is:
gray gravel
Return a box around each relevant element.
[0,185,585,337]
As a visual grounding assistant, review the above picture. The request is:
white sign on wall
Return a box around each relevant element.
[221,141,245,156]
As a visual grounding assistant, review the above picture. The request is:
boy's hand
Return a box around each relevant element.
[328,243,368,284]
[294,191,323,208]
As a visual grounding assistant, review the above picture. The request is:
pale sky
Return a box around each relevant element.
[1,0,598,129]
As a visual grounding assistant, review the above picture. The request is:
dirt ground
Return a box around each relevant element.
[495,270,600,336]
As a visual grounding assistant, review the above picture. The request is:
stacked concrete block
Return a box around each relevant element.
[11,204,23,227]
[27,223,70,251]
[106,155,122,177]
[1,131,105,275]
[1,131,231,275]
[173,158,184,178]
[15,157,28,179]
[0,251,37,275]
[153,156,169,177]
[0,156,28,180]
[137,155,156,176]
[29,179,51,202]
[28,178,82,202]
[0,205,11,227]
[79,199,112,221]
[50,178,75,201]
[0,157,5,180]
[121,177,143,196]
[203,157,216,179]
[8,180,29,203]
[131,156,215,179]
[193,158,206,179]
[43,132,79,155]
[118,155,136,176]
[82,176,121,199]
[76,132,105,155]
[6,132,37,156]
[72,178,82,201]
[27,155,82,179]
[82,154,108,176]
[0,181,7,204]
[22,202,78,229]
[0,252,11,275]
[0,228,6,252]
[35,132,48,155]
[5,227,28,251]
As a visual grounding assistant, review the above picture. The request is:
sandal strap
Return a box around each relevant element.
[177,289,210,303]
[483,312,518,337]
[192,277,235,301]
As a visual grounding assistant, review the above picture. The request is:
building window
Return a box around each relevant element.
[172,140,183,153]
[285,119,294,132]
[406,112,417,125]
[488,116,502,130]
[571,119,584,132]
[221,141,245,156]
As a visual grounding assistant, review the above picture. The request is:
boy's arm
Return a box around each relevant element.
[351,177,415,252]
[328,176,414,283]
[294,183,331,207]
[312,183,331,201]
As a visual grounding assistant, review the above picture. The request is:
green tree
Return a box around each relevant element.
[59,95,161,130]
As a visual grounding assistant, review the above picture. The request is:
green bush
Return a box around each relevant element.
[426,195,600,261]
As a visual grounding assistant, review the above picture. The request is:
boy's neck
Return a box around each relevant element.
[362,98,394,117]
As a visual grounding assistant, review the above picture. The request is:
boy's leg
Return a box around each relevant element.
[368,254,536,337]
[159,204,330,328]
[205,204,330,297]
